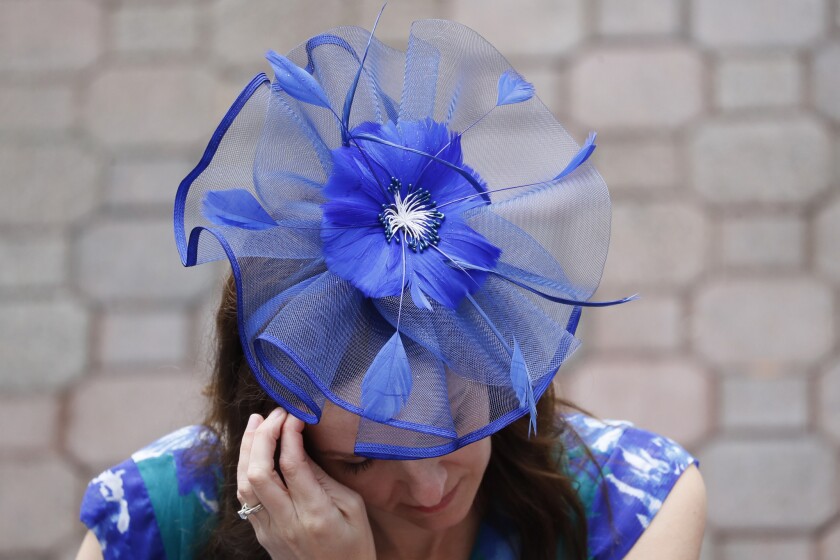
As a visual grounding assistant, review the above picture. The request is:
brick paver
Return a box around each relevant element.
[571,46,704,130]
[700,437,837,530]
[691,118,832,205]
[693,278,834,367]
[693,0,825,48]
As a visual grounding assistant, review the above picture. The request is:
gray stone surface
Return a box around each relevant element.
[719,215,803,269]
[716,55,801,111]
[700,436,837,529]
[601,201,707,288]
[691,118,831,205]
[0,0,102,73]
[100,309,189,367]
[816,189,840,285]
[76,218,217,304]
[693,0,825,48]
[0,458,79,554]
[589,295,682,352]
[0,142,100,227]
[693,278,834,367]
[113,5,198,55]
[1,1,839,554]
[719,538,813,560]
[0,234,67,290]
[66,372,207,468]
[84,66,215,148]
[0,84,75,132]
[0,299,89,392]
[571,46,703,129]
[565,358,710,446]
[814,42,840,123]
[818,359,840,442]
[451,0,583,57]
[596,0,680,36]
[592,139,680,192]
[107,156,193,208]
[721,375,808,430]
[0,395,57,453]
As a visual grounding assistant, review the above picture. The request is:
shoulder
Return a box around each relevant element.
[80,425,222,560]
[559,413,703,560]
[624,464,706,560]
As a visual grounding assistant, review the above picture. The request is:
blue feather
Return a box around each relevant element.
[202,189,277,230]
[510,338,537,437]
[496,70,535,106]
[265,50,332,109]
[361,331,413,422]
[410,277,433,311]
[553,131,597,181]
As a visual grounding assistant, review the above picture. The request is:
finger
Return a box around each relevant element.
[237,413,263,504]
[248,408,294,516]
[305,455,367,519]
[278,414,331,513]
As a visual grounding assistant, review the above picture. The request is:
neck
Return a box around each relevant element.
[370,506,481,560]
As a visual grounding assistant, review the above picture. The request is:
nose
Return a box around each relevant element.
[398,458,447,508]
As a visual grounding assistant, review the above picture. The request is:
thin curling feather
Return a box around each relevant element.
[361,331,413,422]
[202,189,277,230]
[341,3,386,145]
[496,70,535,106]
[265,50,332,109]
[510,338,537,437]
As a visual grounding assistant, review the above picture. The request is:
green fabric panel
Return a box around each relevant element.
[135,454,218,559]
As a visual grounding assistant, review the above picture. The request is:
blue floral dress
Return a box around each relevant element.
[81,413,698,559]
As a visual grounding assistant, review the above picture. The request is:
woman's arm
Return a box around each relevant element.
[75,531,104,560]
[623,464,707,560]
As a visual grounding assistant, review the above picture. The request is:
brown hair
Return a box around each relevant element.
[199,274,606,559]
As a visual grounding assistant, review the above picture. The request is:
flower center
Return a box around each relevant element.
[378,177,445,253]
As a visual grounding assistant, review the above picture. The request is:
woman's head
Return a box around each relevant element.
[202,273,593,560]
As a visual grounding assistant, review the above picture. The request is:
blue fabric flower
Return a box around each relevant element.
[322,118,501,309]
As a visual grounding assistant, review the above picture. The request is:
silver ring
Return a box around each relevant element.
[238,502,264,520]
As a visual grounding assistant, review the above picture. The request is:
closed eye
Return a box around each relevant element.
[342,458,374,475]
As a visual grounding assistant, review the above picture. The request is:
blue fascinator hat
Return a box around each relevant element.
[175,16,632,459]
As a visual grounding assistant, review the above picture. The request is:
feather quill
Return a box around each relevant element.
[451,261,638,307]
[341,3,386,144]
[202,189,277,230]
[361,331,413,422]
[265,50,332,109]
[496,70,535,106]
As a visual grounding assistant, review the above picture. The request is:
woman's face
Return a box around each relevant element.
[305,402,491,534]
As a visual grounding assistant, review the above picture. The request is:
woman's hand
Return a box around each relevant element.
[237,408,377,560]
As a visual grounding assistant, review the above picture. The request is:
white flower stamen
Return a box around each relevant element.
[379,178,444,252]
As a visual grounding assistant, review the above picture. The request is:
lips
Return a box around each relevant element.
[410,483,459,514]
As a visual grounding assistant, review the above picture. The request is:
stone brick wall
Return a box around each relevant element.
[0,0,837,558]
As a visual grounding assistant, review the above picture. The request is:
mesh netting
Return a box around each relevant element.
[174,20,611,459]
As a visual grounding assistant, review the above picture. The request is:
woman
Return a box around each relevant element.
[78,17,706,560]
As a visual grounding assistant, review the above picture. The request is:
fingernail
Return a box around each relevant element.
[246,414,260,431]
[269,407,286,420]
